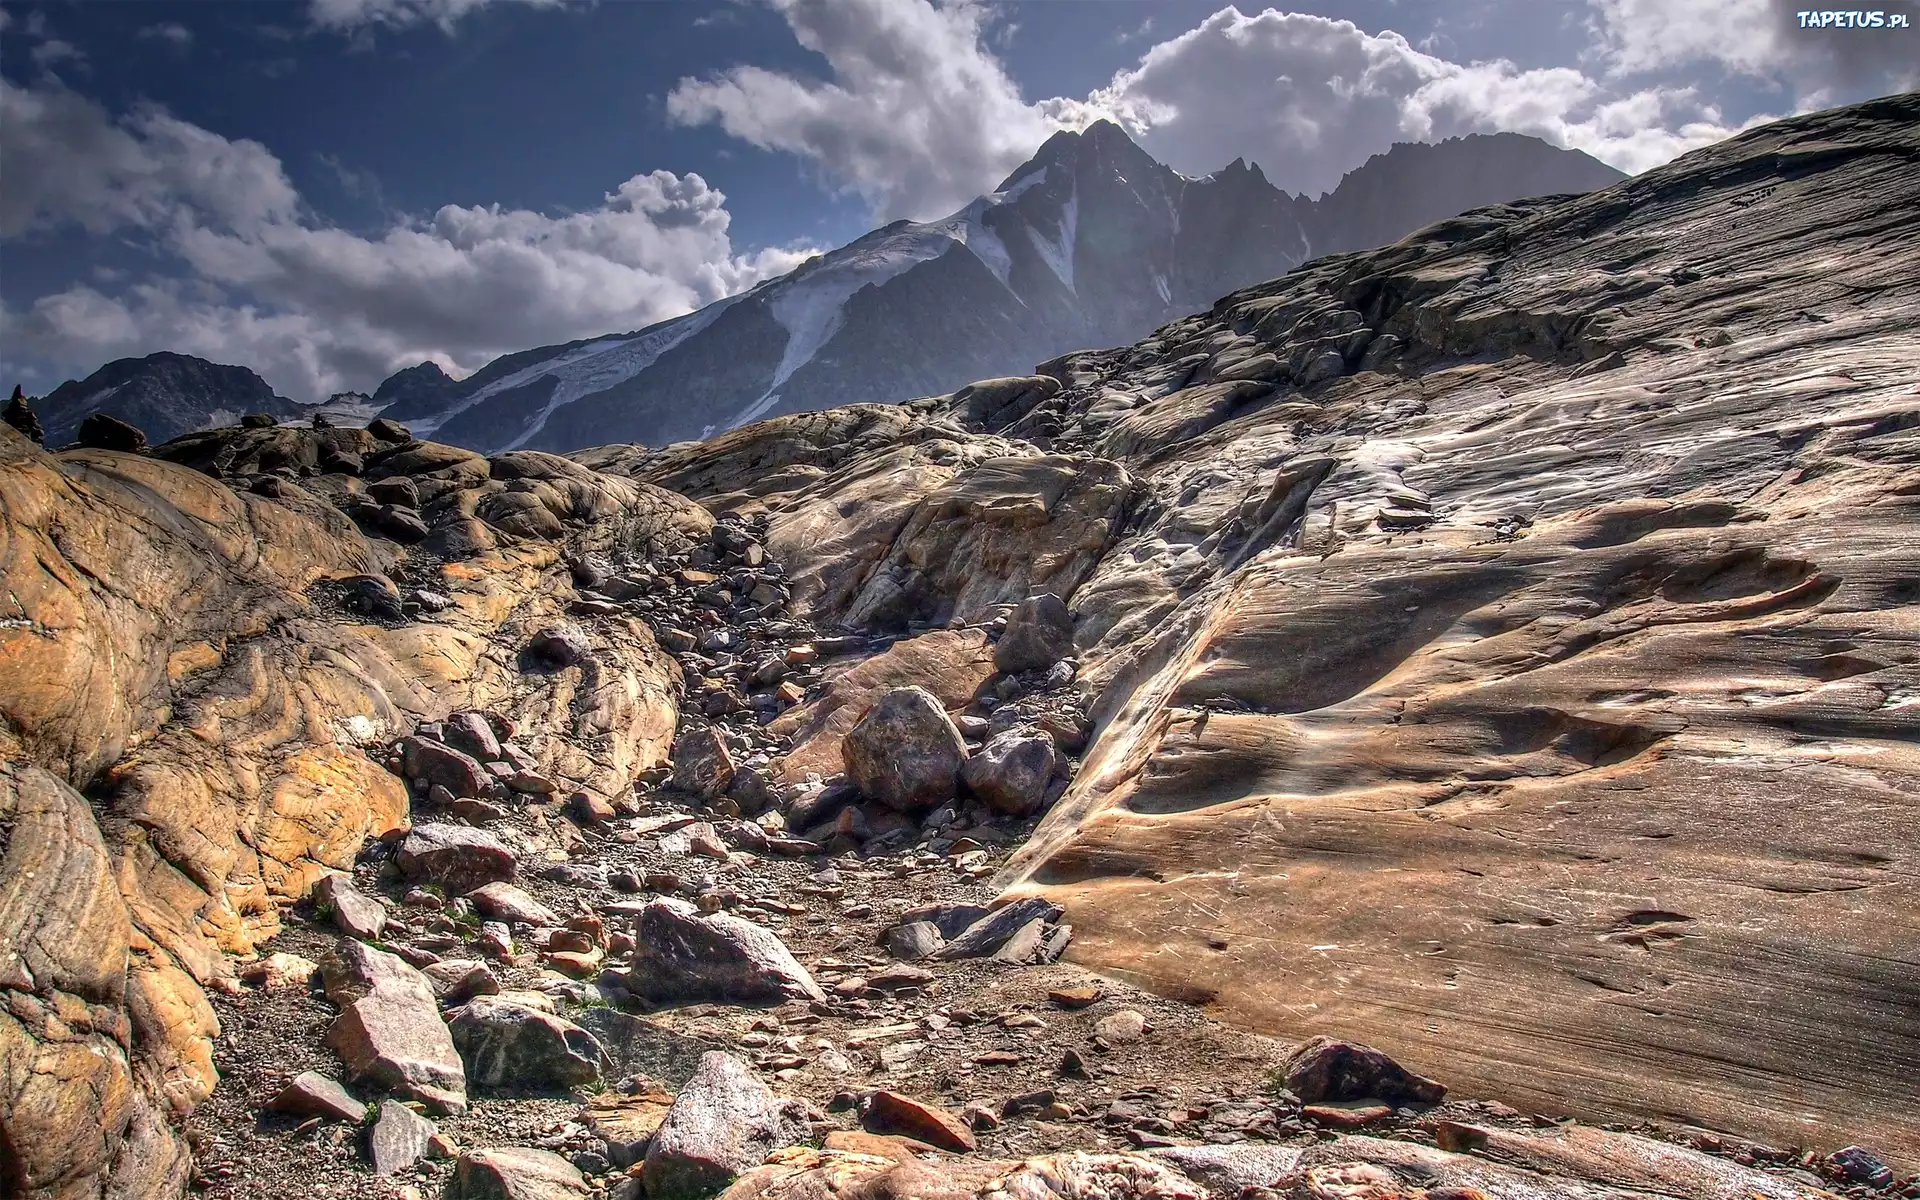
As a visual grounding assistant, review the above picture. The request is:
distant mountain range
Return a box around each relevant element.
[26,125,1623,451]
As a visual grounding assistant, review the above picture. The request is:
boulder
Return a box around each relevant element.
[466,881,560,928]
[1094,1010,1149,1045]
[422,959,502,1005]
[314,872,387,941]
[961,728,1057,815]
[397,824,517,892]
[398,736,492,800]
[453,1147,591,1199]
[956,375,1063,432]
[898,902,990,939]
[320,940,468,1113]
[643,1052,810,1200]
[934,898,1065,960]
[74,412,148,453]
[1281,1036,1446,1105]
[525,623,592,669]
[267,1071,366,1123]
[5,387,46,442]
[842,686,967,812]
[624,897,825,1006]
[449,997,607,1091]
[367,417,413,443]
[443,711,504,763]
[582,1086,677,1168]
[672,726,736,800]
[880,921,945,961]
[369,1098,437,1175]
[993,593,1073,673]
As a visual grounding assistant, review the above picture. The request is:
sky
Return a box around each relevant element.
[1,0,1913,402]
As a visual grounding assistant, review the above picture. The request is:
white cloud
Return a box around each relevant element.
[307,0,571,33]
[1588,0,1920,93]
[30,38,84,69]
[139,22,195,48]
[667,0,1075,222]
[0,78,813,401]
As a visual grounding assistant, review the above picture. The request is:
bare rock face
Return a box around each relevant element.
[448,997,606,1091]
[623,897,825,1007]
[642,1051,810,1200]
[962,727,1058,815]
[994,593,1074,673]
[842,686,969,813]
[319,939,468,1114]
[396,824,518,893]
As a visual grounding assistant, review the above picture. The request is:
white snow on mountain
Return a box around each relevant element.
[1025,184,1079,294]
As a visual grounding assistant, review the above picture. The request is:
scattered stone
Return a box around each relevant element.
[315,872,388,941]
[624,897,826,1006]
[1282,1035,1446,1105]
[449,997,606,1091]
[397,824,517,892]
[863,1090,977,1152]
[343,573,406,620]
[672,726,736,800]
[821,1130,940,1160]
[1094,1010,1148,1045]
[962,728,1057,815]
[900,903,990,940]
[1302,1101,1395,1130]
[866,964,934,992]
[990,918,1049,965]
[320,940,468,1113]
[842,686,968,812]
[367,417,413,442]
[369,1098,438,1175]
[452,1146,591,1199]
[443,711,504,762]
[466,881,560,927]
[643,1052,810,1200]
[994,593,1073,672]
[935,898,1066,960]
[267,1071,366,1123]
[242,951,320,991]
[569,789,615,826]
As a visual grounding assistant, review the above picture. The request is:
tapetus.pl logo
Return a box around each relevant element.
[1795,8,1911,25]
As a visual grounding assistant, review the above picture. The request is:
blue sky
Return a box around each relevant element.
[2,0,1912,401]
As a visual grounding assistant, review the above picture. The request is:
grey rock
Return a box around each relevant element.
[643,1052,809,1200]
[525,623,592,669]
[449,997,606,1091]
[962,727,1058,815]
[369,1098,437,1175]
[934,898,1066,960]
[672,726,735,800]
[842,686,968,812]
[994,593,1074,673]
[899,902,990,940]
[880,920,945,961]
[315,872,387,941]
[396,823,517,892]
[1282,1035,1446,1104]
[624,897,825,1006]
[320,940,467,1113]
[989,917,1050,965]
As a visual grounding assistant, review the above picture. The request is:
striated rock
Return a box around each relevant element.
[320,940,468,1113]
[624,897,825,1006]
[935,898,1066,960]
[995,593,1074,673]
[843,686,968,812]
[466,881,560,928]
[314,872,387,941]
[673,726,736,800]
[864,1090,978,1152]
[643,1051,810,1200]
[369,1098,437,1175]
[962,728,1058,815]
[397,824,517,892]
[1281,1036,1445,1105]
[267,1071,366,1123]
[453,1146,591,1199]
[449,997,606,1091]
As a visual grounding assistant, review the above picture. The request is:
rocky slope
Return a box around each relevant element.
[1,93,1914,1200]
[32,351,312,447]
[394,127,1621,452]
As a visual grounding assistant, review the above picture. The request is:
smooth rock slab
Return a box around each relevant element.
[449,997,606,1091]
[624,896,826,1006]
[397,823,517,892]
[369,1098,437,1175]
[320,940,468,1113]
[842,686,968,813]
[453,1146,591,1199]
[643,1051,810,1200]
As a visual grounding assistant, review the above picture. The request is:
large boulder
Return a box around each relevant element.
[993,593,1073,673]
[624,897,825,1006]
[841,686,967,812]
[398,735,492,800]
[314,872,388,941]
[1281,1036,1446,1105]
[643,1052,810,1200]
[449,997,607,1091]
[319,940,467,1113]
[961,727,1057,815]
[396,824,517,892]
[955,375,1063,433]
[466,881,560,928]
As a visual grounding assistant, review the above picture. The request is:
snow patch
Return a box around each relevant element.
[1151,270,1172,305]
[1025,183,1078,294]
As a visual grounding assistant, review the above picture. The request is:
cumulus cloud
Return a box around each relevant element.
[1588,0,1920,93]
[667,0,1077,222]
[307,0,572,33]
[139,22,195,48]
[1,77,813,400]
